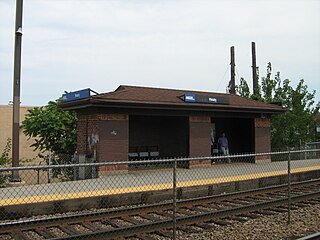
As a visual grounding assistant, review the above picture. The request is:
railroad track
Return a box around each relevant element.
[1,179,320,240]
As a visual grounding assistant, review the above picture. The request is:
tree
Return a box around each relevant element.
[22,100,77,155]
[236,63,320,151]
[271,79,319,150]
[0,138,11,187]
[261,62,277,103]
[235,77,251,98]
[22,99,77,180]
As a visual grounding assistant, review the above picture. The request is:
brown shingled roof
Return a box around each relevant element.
[61,85,285,113]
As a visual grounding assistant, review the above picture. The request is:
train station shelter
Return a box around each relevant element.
[60,85,285,171]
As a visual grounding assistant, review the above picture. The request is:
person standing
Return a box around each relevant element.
[210,128,215,155]
[218,132,231,163]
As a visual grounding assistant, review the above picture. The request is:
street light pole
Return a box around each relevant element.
[12,0,23,182]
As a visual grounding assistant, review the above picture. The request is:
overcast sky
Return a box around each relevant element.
[1,0,319,106]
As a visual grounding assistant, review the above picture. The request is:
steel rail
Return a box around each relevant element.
[0,178,319,232]
[51,191,320,240]
[296,232,320,240]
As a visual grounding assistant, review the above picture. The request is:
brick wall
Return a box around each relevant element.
[76,113,99,156]
[189,116,211,167]
[254,118,271,162]
[76,112,129,171]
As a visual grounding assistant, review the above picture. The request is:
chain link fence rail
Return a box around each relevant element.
[0,149,319,237]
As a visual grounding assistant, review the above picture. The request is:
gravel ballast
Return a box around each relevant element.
[179,203,320,240]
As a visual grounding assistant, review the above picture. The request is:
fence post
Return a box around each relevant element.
[48,152,52,183]
[304,144,307,160]
[173,158,177,240]
[92,149,97,178]
[37,162,41,184]
[73,153,78,181]
[287,150,291,224]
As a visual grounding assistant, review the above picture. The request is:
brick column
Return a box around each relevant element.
[189,116,211,168]
[254,118,271,163]
[97,114,129,172]
[76,113,99,156]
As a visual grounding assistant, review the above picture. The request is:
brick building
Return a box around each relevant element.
[61,85,285,171]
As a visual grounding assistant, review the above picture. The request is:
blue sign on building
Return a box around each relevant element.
[183,93,229,105]
[184,94,196,102]
[62,88,91,102]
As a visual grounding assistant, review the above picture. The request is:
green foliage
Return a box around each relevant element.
[236,77,251,98]
[271,80,319,150]
[46,153,75,181]
[0,138,12,187]
[0,138,11,165]
[22,99,77,180]
[22,100,77,155]
[236,62,320,151]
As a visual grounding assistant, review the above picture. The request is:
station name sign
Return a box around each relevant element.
[184,94,229,105]
[62,88,91,102]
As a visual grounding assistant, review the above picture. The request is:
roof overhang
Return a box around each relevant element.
[60,98,286,115]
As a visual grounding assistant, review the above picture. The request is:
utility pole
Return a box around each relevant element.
[251,42,258,95]
[11,0,23,182]
[228,46,236,94]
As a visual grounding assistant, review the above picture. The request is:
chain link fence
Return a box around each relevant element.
[0,149,319,237]
[300,142,320,160]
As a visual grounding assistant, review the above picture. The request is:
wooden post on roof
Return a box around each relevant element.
[252,42,258,95]
[229,46,236,94]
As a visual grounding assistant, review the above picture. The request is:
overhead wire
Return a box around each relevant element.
[216,63,230,92]
[235,67,241,86]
